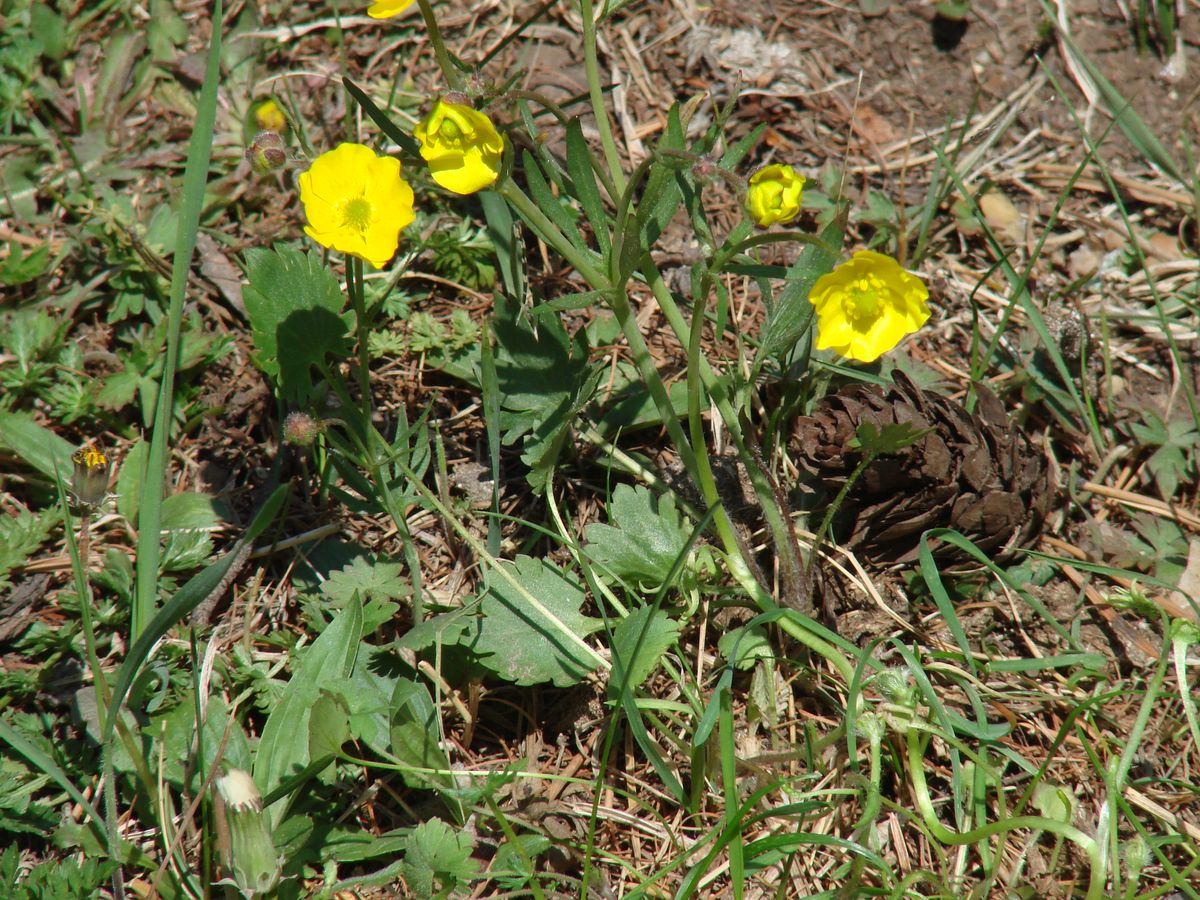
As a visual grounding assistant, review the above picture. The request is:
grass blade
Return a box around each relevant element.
[133,0,225,640]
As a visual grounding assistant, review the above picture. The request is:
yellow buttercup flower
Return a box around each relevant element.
[298,143,415,269]
[746,164,805,227]
[808,250,930,363]
[253,98,287,134]
[414,100,503,195]
[71,445,110,509]
[366,0,414,18]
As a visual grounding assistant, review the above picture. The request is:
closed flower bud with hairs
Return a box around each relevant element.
[215,769,281,898]
[283,411,323,447]
[246,131,288,174]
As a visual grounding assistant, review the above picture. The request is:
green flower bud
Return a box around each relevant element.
[872,668,913,706]
[247,131,288,174]
[215,769,281,897]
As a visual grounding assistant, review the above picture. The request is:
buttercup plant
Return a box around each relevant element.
[297,142,415,269]
[415,98,504,194]
[366,0,414,19]
[6,0,1193,893]
[746,162,806,227]
[808,249,931,362]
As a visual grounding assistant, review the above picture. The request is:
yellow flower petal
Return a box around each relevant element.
[298,143,415,269]
[415,99,503,195]
[366,0,414,18]
[807,250,930,363]
[746,164,805,227]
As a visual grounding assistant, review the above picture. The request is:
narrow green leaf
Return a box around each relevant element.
[637,106,687,248]
[103,485,287,747]
[566,117,611,256]
[1048,14,1184,183]
[0,411,75,479]
[916,541,977,676]
[135,0,224,640]
[256,597,363,828]
[480,189,524,299]
[520,149,585,250]
[342,77,422,158]
[720,122,766,170]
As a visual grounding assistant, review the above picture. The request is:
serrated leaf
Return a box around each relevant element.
[609,605,679,697]
[318,555,408,633]
[0,508,58,592]
[402,818,479,900]
[242,245,351,403]
[472,556,602,686]
[491,835,552,891]
[489,294,595,491]
[585,484,692,590]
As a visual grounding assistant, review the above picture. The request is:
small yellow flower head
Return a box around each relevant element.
[808,250,930,363]
[253,98,287,134]
[746,164,805,227]
[414,99,504,195]
[367,0,414,17]
[298,143,415,269]
[71,445,110,509]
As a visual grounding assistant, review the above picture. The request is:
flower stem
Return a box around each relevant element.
[416,0,464,93]
[495,179,608,288]
[906,728,1105,900]
[577,0,626,196]
[642,252,809,614]
[347,256,372,418]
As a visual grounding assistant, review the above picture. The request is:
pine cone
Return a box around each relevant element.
[790,372,1053,565]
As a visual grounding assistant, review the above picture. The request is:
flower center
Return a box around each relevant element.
[843,277,883,327]
[436,116,464,146]
[341,196,373,232]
